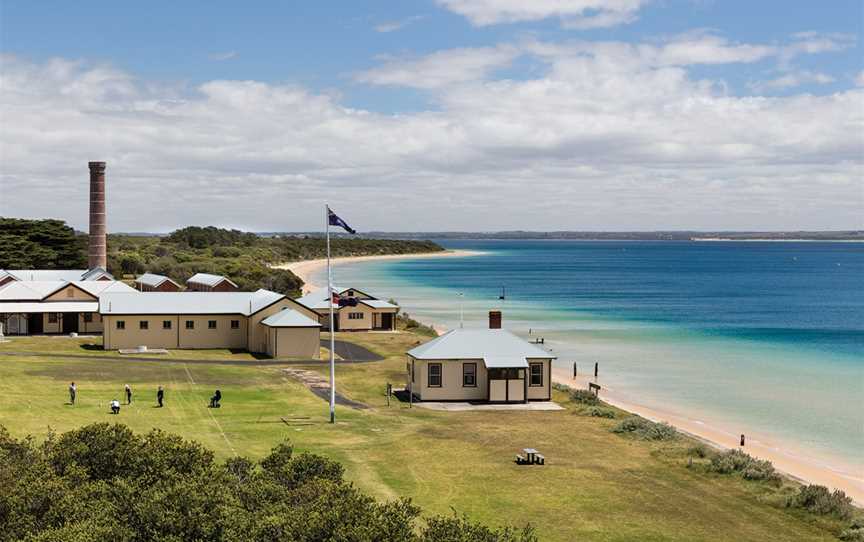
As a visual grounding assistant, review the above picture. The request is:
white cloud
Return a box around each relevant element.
[436,0,648,28]
[209,51,238,61]
[1,45,862,232]
[856,71,864,87]
[750,71,835,92]
[375,15,425,33]
[354,45,518,89]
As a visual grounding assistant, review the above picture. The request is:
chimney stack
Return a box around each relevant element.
[88,161,107,270]
[489,310,502,329]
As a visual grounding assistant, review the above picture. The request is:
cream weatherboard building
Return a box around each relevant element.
[294,287,399,331]
[99,290,321,358]
[406,317,555,403]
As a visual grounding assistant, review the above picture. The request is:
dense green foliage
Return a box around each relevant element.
[568,389,600,406]
[707,449,781,483]
[108,227,442,295]
[786,484,855,520]
[0,218,86,269]
[612,416,679,441]
[0,423,534,542]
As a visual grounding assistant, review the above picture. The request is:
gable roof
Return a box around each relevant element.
[407,329,554,368]
[186,273,238,288]
[0,280,137,302]
[99,289,285,315]
[0,269,89,282]
[359,299,398,309]
[135,273,181,288]
[261,308,321,328]
[294,287,394,311]
[80,267,114,281]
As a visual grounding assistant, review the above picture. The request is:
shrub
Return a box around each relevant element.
[687,443,712,459]
[839,518,864,541]
[551,382,571,393]
[786,484,854,520]
[569,389,599,406]
[612,416,678,441]
[708,450,780,483]
[584,407,616,419]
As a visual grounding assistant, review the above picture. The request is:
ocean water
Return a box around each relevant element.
[320,240,864,471]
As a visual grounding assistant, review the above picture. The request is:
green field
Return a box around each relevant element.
[0,333,850,541]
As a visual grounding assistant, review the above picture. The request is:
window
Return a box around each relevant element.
[348,290,355,296]
[208,320,217,329]
[139,320,149,330]
[463,363,477,387]
[163,320,172,329]
[428,363,442,387]
[348,312,364,320]
[48,313,58,324]
[83,313,93,323]
[116,320,126,330]
[231,320,240,329]
[186,320,194,329]
[529,363,544,387]
[66,288,74,298]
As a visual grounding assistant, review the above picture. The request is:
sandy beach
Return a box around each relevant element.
[548,367,864,504]
[273,250,482,294]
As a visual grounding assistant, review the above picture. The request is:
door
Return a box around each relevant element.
[488,368,526,402]
[28,313,43,334]
[62,313,79,334]
[381,313,393,330]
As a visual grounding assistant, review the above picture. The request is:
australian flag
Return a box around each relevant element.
[328,207,356,234]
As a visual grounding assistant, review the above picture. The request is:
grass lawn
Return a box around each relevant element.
[0,333,850,541]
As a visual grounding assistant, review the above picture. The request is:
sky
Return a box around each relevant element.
[0,0,862,232]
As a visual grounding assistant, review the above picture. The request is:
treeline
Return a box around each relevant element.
[0,218,86,269]
[0,220,443,296]
[0,423,535,542]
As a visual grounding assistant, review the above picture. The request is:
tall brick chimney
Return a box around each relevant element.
[88,161,107,270]
[489,310,502,329]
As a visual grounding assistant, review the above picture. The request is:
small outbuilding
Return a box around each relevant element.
[186,273,239,292]
[134,273,181,292]
[294,286,398,331]
[261,308,322,358]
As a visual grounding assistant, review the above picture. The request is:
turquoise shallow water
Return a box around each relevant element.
[319,240,864,471]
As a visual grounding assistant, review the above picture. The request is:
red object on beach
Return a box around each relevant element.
[740,434,745,447]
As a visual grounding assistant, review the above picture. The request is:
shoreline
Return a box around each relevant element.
[273,250,482,293]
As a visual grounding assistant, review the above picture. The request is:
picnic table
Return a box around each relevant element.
[516,448,545,465]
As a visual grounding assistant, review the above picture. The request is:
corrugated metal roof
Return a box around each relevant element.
[294,291,334,310]
[407,329,554,364]
[187,273,238,288]
[134,273,178,288]
[359,299,398,309]
[72,281,138,296]
[99,289,284,315]
[1,269,89,282]
[0,280,136,301]
[484,356,529,368]
[80,267,114,280]
[0,301,99,313]
[261,308,321,327]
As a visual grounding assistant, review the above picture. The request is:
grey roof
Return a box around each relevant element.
[294,291,334,310]
[359,299,398,310]
[0,280,137,302]
[80,267,114,280]
[135,273,180,288]
[187,273,238,288]
[0,301,99,313]
[407,329,555,368]
[99,289,284,315]
[261,308,321,327]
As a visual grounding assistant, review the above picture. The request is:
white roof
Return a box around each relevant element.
[135,273,179,288]
[187,273,238,288]
[0,301,99,313]
[0,280,136,301]
[360,299,398,309]
[294,291,334,310]
[407,329,555,368]
[81,267,113,280]
[261,308,321,327]
[0,269,89,282]
[73,281,138,296]
[99,289,284,315]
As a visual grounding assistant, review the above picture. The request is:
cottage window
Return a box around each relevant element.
[48,313,58,323]
[139,320,149,330]
[463,363,477,387]
[83,313,93,323]
[208,320,217,329]
[163,320,172,329]
[186,320,194,330]
[529,363,544,387]
[428,363,442,387]
[116,320,126,330]
[231,320,240,329]
[348,312,364,320]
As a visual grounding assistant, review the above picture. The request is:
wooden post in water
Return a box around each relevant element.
[594,362,598,380]
[573,362,577,379]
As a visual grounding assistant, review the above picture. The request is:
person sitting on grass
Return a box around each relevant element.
[209,389,222,408]
[110,399,120,415]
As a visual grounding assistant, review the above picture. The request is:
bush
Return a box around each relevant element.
[708,449,780,483]
[612,417,678,441]
[839,518,864,541]
[687,444,712,459]
[786,484,854,520]
[584,407,616,419]
[569,389,599,406]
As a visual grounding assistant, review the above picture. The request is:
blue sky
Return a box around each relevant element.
[1,1,862,231]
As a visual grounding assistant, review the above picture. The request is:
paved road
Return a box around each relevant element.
[320,339,384,362]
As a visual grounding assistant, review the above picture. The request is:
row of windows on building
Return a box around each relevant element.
[347,312,364,320]
[419,362,544,388]
[46,313,94,323]
[115,319,241,330]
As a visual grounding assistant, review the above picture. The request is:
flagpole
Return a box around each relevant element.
[326,204,336,424]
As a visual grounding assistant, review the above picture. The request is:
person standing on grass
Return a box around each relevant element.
[69,382,76,405]
[125,384,132,405]
[156,386,164,408]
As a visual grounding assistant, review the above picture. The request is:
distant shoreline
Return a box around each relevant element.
[273,250,482,294]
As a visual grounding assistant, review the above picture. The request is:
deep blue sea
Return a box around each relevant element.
[319,240,864,472]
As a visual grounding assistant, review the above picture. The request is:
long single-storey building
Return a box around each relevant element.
[99,290,320,358]
[294,286,398,331]
[0,279,137,335]
[0,267,113,287]
[406,311,554,403]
